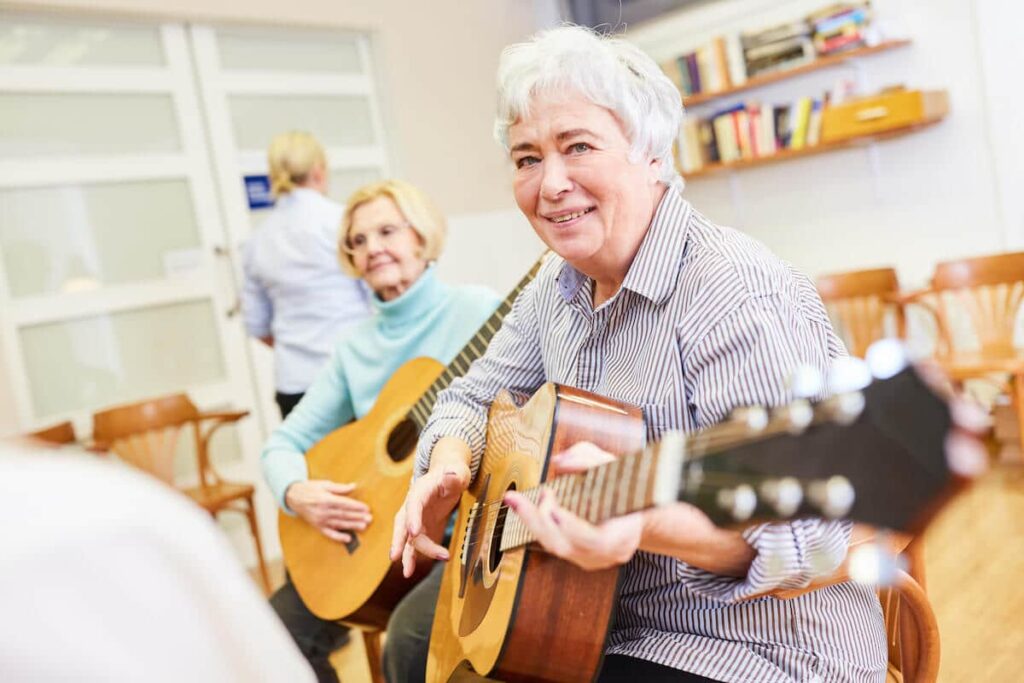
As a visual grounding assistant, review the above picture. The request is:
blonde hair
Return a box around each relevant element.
[338,179,447,277]
[267,131,327,197]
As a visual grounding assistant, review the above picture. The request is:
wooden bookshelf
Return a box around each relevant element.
[681,116,944,179]
[682,39,912,108]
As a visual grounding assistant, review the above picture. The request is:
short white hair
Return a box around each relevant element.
[494,25,684,185]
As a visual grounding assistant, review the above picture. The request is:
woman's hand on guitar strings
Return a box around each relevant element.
[285,480,372,544]
[391,457,471,578]
[504,442,644,571]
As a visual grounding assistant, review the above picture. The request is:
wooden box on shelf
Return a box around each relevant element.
[821,88,949,143]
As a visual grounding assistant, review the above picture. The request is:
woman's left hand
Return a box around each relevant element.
[502,442,644,571]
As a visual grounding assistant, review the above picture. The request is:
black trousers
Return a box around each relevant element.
[269,576,349,683]
[276,391,305,419]
[598,656,724,682]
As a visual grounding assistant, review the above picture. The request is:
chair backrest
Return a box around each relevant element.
[26,420,77,446]
[930,251,1024,356]
[817,267,905,358]
[878,569,940,683]
[92,394,201,487]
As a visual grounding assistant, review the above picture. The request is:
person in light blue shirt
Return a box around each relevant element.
[261,179,500,683]
[241,131,371,419]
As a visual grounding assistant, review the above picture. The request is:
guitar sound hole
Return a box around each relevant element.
[386,418,419,463]
[488,483,515,573]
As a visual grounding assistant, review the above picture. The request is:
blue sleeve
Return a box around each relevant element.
[261,346,357,513]
[240,241,273,339]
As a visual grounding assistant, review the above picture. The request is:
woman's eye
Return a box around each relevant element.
[568,142,591,153]
[350,235,366,247]
[380,225,396,236]
[515,156,539,169]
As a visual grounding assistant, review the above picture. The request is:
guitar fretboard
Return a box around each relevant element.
[500,434,685,551]
[406,256,546,431]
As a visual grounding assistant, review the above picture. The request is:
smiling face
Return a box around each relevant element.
[508,92,664,284]
[347,196,427,301]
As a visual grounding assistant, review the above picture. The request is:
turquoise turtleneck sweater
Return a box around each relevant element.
[261,267,501,511]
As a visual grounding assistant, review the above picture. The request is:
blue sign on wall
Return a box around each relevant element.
[244,174,275,210]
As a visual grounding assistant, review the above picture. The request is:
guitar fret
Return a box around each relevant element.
[602,459,621,521]
[569,473,582,516]
[618,452,635,516]
[592,464,607,523]
[634,446,654,510]
[583,468,598,520]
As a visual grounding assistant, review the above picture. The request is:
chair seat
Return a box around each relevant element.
[183,481,254,512]
[936,349,1024,379]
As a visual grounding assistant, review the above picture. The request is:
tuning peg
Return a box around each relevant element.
[788,364,824,399]
[827,357,872,394]
[731,406,769,431]
[865,338,908,380]
[848,540,906,586]
[775,399,813,433]
[823,391,866,425]
[759,477,803,517]
[807,476,855,518]
[716,484,757,521]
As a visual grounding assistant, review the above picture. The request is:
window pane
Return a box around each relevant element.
[0,180,203,298]
[20,300,226,417]
[0,93,181,157]
[215,27,361,74]
[228,95,375,150]
[0,15,165,66]
[327,168,383,205]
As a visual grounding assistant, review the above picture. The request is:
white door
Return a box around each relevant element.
[0,15,266,563]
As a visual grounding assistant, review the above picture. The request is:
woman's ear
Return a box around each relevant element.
[647,156,662,184]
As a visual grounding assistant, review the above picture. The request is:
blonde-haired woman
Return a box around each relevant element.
[261,179,500,683]
[241,131,371,420]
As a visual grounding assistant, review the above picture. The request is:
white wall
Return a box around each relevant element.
[627,0,1021,287]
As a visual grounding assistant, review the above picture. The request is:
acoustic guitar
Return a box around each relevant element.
[427,345,965,682]
[280,256,545,626]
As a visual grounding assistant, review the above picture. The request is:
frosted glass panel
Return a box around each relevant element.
[21,300,226,417]
[216,27,361,74]
[0,93,180,157]
[0,16,164,66]
[0,180,203,298]
[229,95,375,150]
[328,168,383,205]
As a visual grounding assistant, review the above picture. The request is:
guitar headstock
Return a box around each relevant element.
[678,340,963,534]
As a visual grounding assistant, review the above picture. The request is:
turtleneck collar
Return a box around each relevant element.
[372,265,447,333]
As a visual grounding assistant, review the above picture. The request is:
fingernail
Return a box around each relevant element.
[504,493,518,509]
[550,509,562,526]
[437,550,450,560]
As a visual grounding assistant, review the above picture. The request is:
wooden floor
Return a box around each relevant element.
[257,462,1024,683]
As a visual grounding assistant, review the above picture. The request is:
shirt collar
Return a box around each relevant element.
[555,179,692,307]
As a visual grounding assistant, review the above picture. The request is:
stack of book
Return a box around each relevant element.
[739,20,815,78]
[810,2,873,55]
[660,35,747,98]
[677,97,825,173]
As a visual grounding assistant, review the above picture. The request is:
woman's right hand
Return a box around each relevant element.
[285,480,372,544]
[390,437,473,578]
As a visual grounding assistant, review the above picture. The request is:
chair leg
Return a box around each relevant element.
[243,494,272,595]
[1014,373,1024,465]
[363,629,386,683]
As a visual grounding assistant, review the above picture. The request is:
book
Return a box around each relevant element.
[685,53,702,94]
[789,97,814,149]
[724,33,748,86]
[806,99,824,146]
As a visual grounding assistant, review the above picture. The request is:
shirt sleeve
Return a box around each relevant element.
[261,346,357,513]
[415,279,547,480]
[678,292,852,602]
[240,240,273,339]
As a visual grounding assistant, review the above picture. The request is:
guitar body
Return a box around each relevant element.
[279,356,442,626]
[428,384,646,683]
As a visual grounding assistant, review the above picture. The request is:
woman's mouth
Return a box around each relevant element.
[546,207,595,227]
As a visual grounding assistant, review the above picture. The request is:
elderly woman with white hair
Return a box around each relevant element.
[262,179,500,683]
[392,26,889,682]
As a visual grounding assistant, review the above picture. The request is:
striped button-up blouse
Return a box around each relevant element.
[416,181,887,682]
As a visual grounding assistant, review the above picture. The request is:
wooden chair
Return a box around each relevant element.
[92,393,271,592]
[817,267,906,358]
[25,420,78,446]
[910,251,1024,459]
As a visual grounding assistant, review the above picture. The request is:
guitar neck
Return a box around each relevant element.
[407,255,546,431]
[500,435,686,551]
